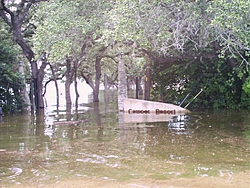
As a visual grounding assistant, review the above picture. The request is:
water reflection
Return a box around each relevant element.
[0,93,249,187]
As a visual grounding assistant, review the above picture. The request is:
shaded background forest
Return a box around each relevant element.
[0,0,249,114]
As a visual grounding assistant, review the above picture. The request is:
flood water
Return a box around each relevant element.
[0,91,249,187]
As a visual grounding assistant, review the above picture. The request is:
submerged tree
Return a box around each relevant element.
[108,0,249,108]
[1,0,248,111]
[0,0,48,112]
[33,0,119,103]
[147,0,250,108]
[0,23,26,113]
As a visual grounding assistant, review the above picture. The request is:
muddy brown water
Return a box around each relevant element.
[0,92,249,187]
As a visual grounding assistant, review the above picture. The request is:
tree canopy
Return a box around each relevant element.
[1,0,249,111]
[0,21,26,113]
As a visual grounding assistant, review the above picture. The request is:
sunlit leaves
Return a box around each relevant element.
[243,76,250,94]
[32,1,75,61]
[28,0,250,108]
[104,0,218,58]
[208,0,250,61]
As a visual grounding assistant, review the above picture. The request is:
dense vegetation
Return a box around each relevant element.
[0,0,249,113]
[149,0,250,109]
[152,58,250,109]
[0,21,26,113]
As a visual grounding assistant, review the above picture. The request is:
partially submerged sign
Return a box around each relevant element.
[123,98,189,114]
[123,98,189,123]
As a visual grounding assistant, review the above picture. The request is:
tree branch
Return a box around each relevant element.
[0,0,14,27]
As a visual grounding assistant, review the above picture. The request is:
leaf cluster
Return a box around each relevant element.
[6,0,249,109]
[0,24,25,113]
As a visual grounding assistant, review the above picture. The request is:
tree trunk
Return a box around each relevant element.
[36,58,47,109]
[0,2,46,111]
[144,68,151,100]
[65,58,72,110]
[80,57,101,102]
[49,63,60,110]
[74,78,79,111]
[138,76,143,95]
[30,59,46,111]
[93,56,102,102]
[74,60,79,110]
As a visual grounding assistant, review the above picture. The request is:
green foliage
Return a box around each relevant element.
[240,76,250,109]
[242,76,250,94]
[151,62,186,102]
[33,0,113,61]
[208,0,250,63]
[4,0,248,110]
[0,23,25,114]
[151,57,250,109]
[32,0,74,61]
[32,0,116,81]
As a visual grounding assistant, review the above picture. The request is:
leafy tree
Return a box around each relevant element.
[0,22,25,113]
[2,0,248,111]
[0,0,48,112]
[241,76,250,109]
[141,0,250,108]
[208,0,250,62]
[33,0,118,103]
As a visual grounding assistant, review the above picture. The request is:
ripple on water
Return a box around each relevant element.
[0,167,23,180]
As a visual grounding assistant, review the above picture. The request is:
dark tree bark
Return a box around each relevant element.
[36,53,47,109]
[73,59,79,111]
[93,56,101,102]
[81,56,103,102]
[104,73,118,90]
[144,67,151,100]
[0,0,47,111]
[48,63,60,110]
[65,58,73,111]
